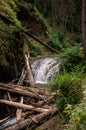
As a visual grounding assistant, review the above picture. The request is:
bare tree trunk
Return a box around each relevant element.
[24,53,35,87]
[82,0,86,58]
[50,0,56,26]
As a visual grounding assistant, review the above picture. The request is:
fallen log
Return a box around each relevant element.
[24,53,35,87]
[4,106,58,130]
[17,67,26,86]
[16,68,25,121]
[0,84,43,99]
[25,86,49,96]
[0,83,49,96]
[0,99,49,113]
[0,83,15,89]
[16,96,23,121]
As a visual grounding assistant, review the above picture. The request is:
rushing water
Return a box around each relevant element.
[25,57,60,85]
[0,117,16,130]
[0,57,59,129]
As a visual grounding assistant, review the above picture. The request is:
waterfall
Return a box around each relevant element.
[0,57,59,129]
[25,57,60,85]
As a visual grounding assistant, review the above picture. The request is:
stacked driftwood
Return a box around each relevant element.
[0,83,58,130]
[0,53,59,130]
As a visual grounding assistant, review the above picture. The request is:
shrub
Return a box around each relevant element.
[24,36,44,57]
[50,71,83,109]
[29,41,44,57]
[47,31,70,51]
[64,84,86,130]
[47,31,61,50]
[59,44,84,72]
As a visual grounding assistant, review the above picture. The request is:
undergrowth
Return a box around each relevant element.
[47,31,70,51]
[49,34,86,129]
[24,36,44,57]
[63,83,86,130]
[50,71,83,109]
[59,44,85,72]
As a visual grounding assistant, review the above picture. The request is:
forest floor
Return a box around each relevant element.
[35,114,63,130]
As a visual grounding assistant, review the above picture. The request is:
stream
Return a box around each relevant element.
[0,57,60,129]
[25,57,60,85]
[0,117,16,130]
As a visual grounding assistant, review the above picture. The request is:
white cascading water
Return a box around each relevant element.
[0,57,59,129]
[31,57,59,84]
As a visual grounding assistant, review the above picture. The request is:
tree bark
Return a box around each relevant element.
[50,0,56,26]
[24,53,35,87]
[82,0,86,58]
[17,67,26,86]
[0,99,50,113]
[0,84,40,99]
[4,106,58,130]
[16,96,24,121]
[0,83,45,99]
[16,68,26,121]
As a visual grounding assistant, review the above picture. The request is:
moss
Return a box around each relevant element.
[0,0,49,82]
[0,0,21,26]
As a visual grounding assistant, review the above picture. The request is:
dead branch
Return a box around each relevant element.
[0,99,50,113]
[16,96,23,121]
[4,106,58,130]
[24,53,35,87]
[17,67,26,86]
[0,83,42,99]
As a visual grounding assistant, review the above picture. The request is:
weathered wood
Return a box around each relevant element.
[16,68,25,121]
[0,99,49,113]
[7,92,12,101]
[25,86,49,96]
[0,114,14,124]
[0,86,36,98]
[0,83,17,89]
[17,67,26,86]
[0,81,59,130]
[16,96,23,121]
[25,53,35,87]
[4,106,58,130]
[46,92,57,103]
[0,82,48,94]
[0,83,46,100]
[0,84,41,99]
[21,111,34,119]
